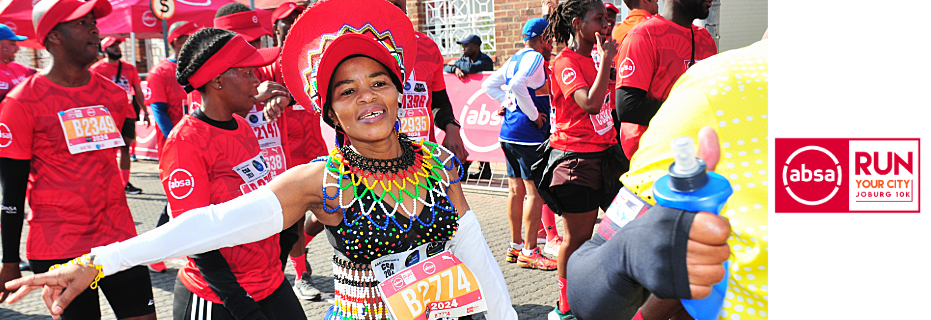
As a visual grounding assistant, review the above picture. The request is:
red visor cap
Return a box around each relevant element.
[214,11,271,42]
[184,34,280,92]
[33,0,112,46]
[271,2,304,25]
[101,36,122,49]
[168,21,203,44]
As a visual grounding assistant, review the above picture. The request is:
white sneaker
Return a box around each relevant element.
[293,272,321,300]
[543,236,563,257]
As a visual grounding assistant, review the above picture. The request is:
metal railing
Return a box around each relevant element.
[422,0,496,57]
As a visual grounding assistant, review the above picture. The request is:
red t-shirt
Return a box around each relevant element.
[145,59,186,148]
[549,48,617,153]
[399,32,446,143]
[0,73,137,260]
[611,9,653,69]
[0,62,36,99]
[615,16,717,157]
[615,15,717,99]
[257,60,327,166]
[160,114,283,304]
[89,60,142,96]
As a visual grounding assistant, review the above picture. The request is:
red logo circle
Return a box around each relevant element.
[168,168,195,199]
[142,11,157,27]
[782,146,842,205]
[0,123,13,148]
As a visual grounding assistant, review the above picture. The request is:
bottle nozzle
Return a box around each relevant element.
[671,136,699,175]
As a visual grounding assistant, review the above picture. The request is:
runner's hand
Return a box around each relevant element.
[264,95,291,123]
[4,263,99,319]
[256,81,291,122]
[533,114,546,129]
[0,262,22,302]
[454,68,466,79]
[595,32,618,62]
[142,110,151,128]
[686,212,730,299]
[442,124,469,161]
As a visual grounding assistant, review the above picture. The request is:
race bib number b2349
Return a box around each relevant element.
[57,106,126,154]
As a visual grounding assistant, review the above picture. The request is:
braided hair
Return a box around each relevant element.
[176,28,237,92]
[216,2,252,17]
[544,0,603,45]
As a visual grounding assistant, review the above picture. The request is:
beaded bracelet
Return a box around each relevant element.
[48,253,105,290]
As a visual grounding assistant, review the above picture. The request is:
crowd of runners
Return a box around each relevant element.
[0,0,768,319]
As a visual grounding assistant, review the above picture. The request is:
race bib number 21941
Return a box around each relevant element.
[57,106,125,154]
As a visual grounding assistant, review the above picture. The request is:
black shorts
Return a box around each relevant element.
[29,258,155,319]
[551,183,612,214]
[121,117,137,140]
[172,277,304,320]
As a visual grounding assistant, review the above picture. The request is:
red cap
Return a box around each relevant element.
[32,0,112,46]
[604,2,619,14]
[214,11,271,42]
[184,34,280,93]
[271,2,304,26]
[167,21,203,44]
[101,36,122,49]
[281,0,415,119]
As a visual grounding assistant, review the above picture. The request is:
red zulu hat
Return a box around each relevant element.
[168,21,203,44]
[281,0,415,121]
[271,2,304,26]
[101,36,122,49]
[184,33,280,93]
[32,0,112,46]
[214,11,271,42]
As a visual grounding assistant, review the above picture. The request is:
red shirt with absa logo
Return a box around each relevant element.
[0,73,137,260]
[549,48,618,153]
[159,114,283,304]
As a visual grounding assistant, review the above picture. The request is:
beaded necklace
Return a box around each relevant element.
[316,135,463,233]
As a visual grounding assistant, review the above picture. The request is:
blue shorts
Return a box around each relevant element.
[500,142,540,180]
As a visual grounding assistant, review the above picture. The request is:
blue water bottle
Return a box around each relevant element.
[652,136,732,320]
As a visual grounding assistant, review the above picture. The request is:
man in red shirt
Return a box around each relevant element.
[611,0,659,64]
[614,0,717,159]
[90,36,148,194]
[0,25,36,101]
[0,0,156,318]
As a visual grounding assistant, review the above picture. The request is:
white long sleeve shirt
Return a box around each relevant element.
[481,48,547,121]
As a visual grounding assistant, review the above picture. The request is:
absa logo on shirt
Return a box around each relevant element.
[0,123,13,148]
[561,68,576,85]
[775,138,920,213]
[168,168,195,199]
[619,57,635,78]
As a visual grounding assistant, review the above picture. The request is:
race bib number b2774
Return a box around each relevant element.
[57,106,126,154]
[377,251,487,320]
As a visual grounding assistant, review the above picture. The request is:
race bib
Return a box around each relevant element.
[398,107,431,141]
[247,109,283,149]
[57,106,126,154]
[603,186,650,229]
[590,95,614,135]
[402,73,431,141]
[261,145,288,180]
[376,251,487,320]
[234,153,273,194]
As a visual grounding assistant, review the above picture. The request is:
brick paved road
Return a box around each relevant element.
[1,161,565,319]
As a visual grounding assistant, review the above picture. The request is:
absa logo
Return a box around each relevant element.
[619,57,635,78]
[142,11,158,27]
[168,168,195,199]
[561,68,576,85]
[782,146,842,206]
[0,123,13,148]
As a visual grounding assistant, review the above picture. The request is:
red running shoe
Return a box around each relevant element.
[518,247,557,271]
